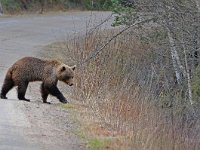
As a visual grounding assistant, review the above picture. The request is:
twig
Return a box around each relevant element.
[78,18,155,66]
[88,13,114,34]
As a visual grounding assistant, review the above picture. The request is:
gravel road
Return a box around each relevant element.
[0,11,112,150]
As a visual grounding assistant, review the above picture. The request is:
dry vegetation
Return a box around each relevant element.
[43,25,200,149]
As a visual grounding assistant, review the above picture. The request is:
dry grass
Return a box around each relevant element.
[43,27,200,150]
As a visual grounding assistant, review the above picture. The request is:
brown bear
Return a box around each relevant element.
[0,57,76,104]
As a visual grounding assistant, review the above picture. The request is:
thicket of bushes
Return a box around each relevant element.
[44,25,200,149]
[0,0,112,13]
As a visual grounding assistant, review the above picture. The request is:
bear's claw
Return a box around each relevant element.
[0,94,7,99]
[61,100,68,104]
[44,101,51,104]
[19,98,30,102]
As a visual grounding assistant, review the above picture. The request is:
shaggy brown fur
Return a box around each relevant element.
[0,57,76,103]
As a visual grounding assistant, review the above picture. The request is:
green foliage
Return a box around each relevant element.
[0,0,20,12]
[111,0,136,26]
[83,0,112,10]
[0,0,113,13]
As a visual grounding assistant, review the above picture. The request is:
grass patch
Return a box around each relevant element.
[87,138,110,149]
[74,128,87,139]
[62,103,75,109]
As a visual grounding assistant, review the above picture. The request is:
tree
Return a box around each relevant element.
[112,0,200,105]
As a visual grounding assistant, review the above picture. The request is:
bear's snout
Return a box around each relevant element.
[64,78,74,86]
[64,80,74,86]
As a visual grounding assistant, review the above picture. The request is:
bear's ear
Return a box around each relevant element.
[71,65,76,71]
[60,66,66,72]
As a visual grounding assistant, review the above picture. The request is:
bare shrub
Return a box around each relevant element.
[45,26,200,149]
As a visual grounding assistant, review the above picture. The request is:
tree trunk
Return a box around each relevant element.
[194,0,200,11]
[166,27,183,84]
[0,2,3,15]
[183,42,194,105]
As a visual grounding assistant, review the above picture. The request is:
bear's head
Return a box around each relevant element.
[57,64,76,86]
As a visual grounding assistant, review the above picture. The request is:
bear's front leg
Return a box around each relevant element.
[44,83,68,103]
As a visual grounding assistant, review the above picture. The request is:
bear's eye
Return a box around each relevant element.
[66,76,73,80]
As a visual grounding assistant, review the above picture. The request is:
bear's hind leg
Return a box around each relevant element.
[1,77,14,99]
[41,82,50,104]
[17,82,30,102]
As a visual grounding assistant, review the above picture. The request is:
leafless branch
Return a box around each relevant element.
[79,17,155,66]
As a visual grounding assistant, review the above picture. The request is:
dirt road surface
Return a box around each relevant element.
[0,11,112,150]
